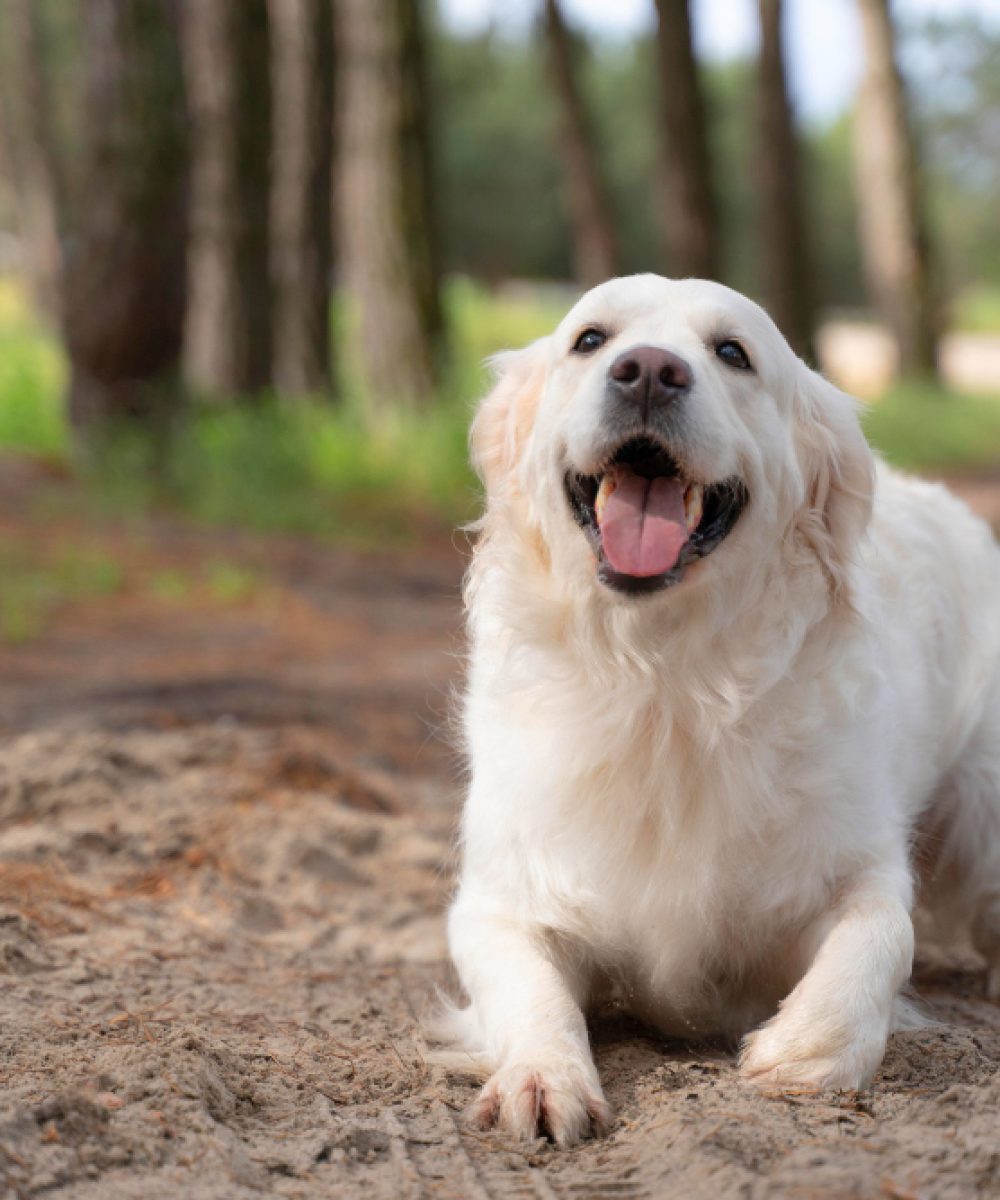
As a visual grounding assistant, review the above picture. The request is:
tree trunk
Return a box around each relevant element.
[62,0,189,439]
[0,0,66,320]
[269,0,334,398]
[337,0,444,412]
[653,0,719,280]
[542,0,621,288]
[756,0,815,359]
[183,0,273,397]
[853,0,939,380]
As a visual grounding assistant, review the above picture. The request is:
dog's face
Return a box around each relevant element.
[474,275,873,603]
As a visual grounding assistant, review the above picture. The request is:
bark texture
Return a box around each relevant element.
[337,0,443,411]
[0,0,66,319]
[183,0,273,397]
[62,0,189,436]
[756,0,815,359]
[543,0,621,288]
[270,0,335,398]
[653,0,719,280]
[853,0,939,379]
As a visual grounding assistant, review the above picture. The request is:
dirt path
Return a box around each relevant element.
[2,481,1000,1198]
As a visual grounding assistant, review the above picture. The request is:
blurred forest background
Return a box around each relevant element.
[0,0,998,593]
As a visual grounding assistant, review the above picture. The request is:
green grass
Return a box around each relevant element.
[147,568,193,604]
[166,396,480,538]
[0,280,68,457]
[147,561,264,606]
[204,561,261,604]
[17,277,564,543]
[952,284,1000,335]
[0,538,266,643]
[0,275,996,549]
[0,539,123,643]
[864,383,1000,473]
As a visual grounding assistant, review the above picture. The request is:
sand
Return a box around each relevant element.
[1,510,1000,1198]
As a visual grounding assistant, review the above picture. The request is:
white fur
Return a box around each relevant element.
[444,276,1000,1145]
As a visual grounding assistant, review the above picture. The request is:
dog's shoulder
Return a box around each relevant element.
[869,460,998,572]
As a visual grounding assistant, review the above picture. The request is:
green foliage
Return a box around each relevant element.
[0,279,563,543]
[704,59,759,298]
[906,16,1000,293]
[864,384,1000,473]
[952,285,1000,334]
[0,282,68,455]
[433,30,770,287]
[583,39,659,275]
[155,281,562,539]
[0,279,996,555]
[448,276,567,364]
[163,397,477,539]
[430,12,1000,311]
[429,25,871,306]
[805,113,866,310]
[433,27,570,279]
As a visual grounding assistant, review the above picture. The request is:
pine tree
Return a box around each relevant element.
[853,0,939,379]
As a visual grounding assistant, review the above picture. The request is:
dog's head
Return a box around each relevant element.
[473,275,874,606]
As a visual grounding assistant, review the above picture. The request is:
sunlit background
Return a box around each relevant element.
[444,0,1000,120]
[0,0,998,590]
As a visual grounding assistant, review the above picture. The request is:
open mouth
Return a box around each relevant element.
[564,436,749,595]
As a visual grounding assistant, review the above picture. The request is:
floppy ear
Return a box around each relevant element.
[794,369,876,602]
[470,338,549,503]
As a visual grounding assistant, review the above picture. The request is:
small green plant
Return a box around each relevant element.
[0,538,124,643]
[148,568,192,603]
[204,561,260,603]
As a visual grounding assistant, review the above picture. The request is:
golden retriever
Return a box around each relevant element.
[443,275,1000,1146]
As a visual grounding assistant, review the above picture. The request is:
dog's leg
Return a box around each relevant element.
[447,897,608,1146]
[739,870,914,1090]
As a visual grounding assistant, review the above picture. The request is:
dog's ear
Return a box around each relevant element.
[794,368,876,602]
[470,339,549,502]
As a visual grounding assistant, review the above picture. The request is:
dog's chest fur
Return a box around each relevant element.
[471,629,889,1036]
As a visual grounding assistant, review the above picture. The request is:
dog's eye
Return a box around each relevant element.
[572,328,608,355]
[715,339,752,370]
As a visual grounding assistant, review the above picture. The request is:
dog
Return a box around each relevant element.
[442,275,1000,1146]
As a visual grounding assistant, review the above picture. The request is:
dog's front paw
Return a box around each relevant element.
[739,1009,888,1092]
[470,1057,610,1147]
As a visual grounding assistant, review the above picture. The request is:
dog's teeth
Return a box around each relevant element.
[594,474,616,525]
[684,483,704,531]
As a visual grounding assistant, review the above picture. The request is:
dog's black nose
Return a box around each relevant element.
[608,346,692,412]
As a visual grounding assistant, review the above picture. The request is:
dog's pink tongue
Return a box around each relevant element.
[599,467,687,578]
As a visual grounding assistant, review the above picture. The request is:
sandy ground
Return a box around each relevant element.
[2,479,1000,1198]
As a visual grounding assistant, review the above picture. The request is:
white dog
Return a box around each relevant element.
[443,275,1000,1146]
